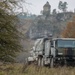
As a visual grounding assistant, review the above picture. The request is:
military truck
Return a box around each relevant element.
[29,37,75,67]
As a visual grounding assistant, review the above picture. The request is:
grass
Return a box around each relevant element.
[0,63,75,75]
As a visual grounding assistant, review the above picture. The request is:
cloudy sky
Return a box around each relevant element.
[23,0,75,15]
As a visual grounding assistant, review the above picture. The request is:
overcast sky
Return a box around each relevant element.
[23,0,75,15]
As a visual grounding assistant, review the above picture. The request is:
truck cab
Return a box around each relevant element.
[53,38,75,66]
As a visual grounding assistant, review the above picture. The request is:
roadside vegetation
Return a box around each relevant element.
[0,63,75,75]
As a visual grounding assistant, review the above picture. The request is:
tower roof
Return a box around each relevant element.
[44,1,51,7]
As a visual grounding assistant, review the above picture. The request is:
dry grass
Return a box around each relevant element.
[0,63,75,75]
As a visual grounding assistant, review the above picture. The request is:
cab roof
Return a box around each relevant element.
[53,38,75,41]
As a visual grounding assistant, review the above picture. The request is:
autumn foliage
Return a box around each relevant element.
[61,17,75,38]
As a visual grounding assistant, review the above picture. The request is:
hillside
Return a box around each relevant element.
[27,12,74,39]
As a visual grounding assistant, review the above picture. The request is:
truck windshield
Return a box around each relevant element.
[57,40,75,48]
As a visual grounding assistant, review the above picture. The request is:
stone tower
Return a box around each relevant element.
[43,1,51,16]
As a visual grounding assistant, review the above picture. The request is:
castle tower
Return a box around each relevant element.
[43,1,51,16]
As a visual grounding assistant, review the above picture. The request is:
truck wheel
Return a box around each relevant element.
[41,58,44,66]
[50,57,54,68]
[38,57,41,66]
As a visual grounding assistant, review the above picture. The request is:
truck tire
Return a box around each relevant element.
[38,57,41,66]
[38,57,44,66]
[50,57,54,68]
[41,58,44,66]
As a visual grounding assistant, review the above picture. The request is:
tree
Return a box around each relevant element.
[58,1,63,10]
[52,9,57,16]
[61,17,75,38]
[58,1,68,12]
[0,0,24,13]
[0,0,24,62]
[62,2,68,12]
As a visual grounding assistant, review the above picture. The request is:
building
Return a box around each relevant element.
[43,1,51,16]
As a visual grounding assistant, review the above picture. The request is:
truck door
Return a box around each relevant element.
[44,40,50,57]
[50,41,56,57]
